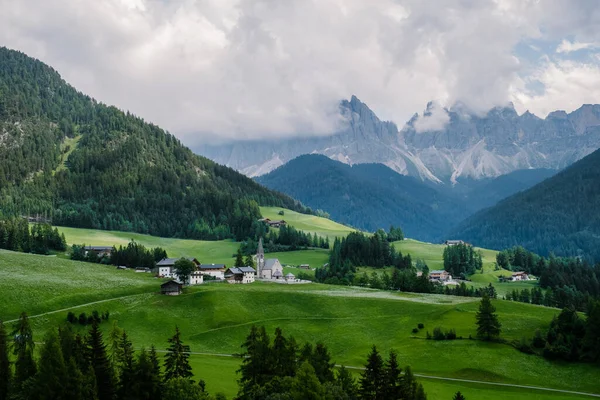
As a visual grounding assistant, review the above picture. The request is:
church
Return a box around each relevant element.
[255,237,284,279]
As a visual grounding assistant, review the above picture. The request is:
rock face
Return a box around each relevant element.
[197,97,600,182]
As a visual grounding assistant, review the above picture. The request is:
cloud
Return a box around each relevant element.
[556,39,599,53]
[1,0,600,145]
[413,102,450,132]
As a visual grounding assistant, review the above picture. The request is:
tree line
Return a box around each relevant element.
[236,325,427,400]
[497,246,600,311]
[0,218,66,255]
[71,240,167,269]
[442,244,482,279]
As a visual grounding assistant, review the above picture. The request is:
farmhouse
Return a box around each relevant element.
[160,280,183,296]
[444,240,465,246]
[189,270,204,285]
[299,264,310,269]
[84,245,113,258]
[267,220,287,228]
[157,257,201,280]
[429,270,452,282]
[511,271,529,281]
[225,266,256,284]
[199,264,226,280]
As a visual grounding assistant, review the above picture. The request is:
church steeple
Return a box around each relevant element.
[256,237,265,278]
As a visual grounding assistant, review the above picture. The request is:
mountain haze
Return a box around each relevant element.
[199,97,600,183]
[451,148,600,260]
[0,47,307,240]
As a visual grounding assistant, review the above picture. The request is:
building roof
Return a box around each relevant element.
[199,264,226,270]
[263,258,280,270]
[273,270,283,277]
[85,246,113,251]
[268,220,286,225]
[227,266,256,275]
[429,270,447,275]
[157,257,198,267]
[285,273,295,278]
[161,280,182,288]
[512,271,527,275]
[445,240,464,244]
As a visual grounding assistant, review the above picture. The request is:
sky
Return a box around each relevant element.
[2,0,600,144]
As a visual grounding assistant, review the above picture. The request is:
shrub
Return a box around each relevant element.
[532,329,545,349]
[446,329,457,340]
[78,313,87,325]
[278,210,285,216]
[92,310,101,323]
[433,327,446,341]
[412,328,419,334]
[67,312,77,324]
[516,337,534,354]
[418,323,424,329]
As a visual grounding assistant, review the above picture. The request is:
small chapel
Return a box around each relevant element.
[255,237,284,280]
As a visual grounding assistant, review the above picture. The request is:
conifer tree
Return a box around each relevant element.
[116,332,136,399]
[336,366,357,399]
[0,320,11,400]
[87,321,116,400]
[234,248,245,268]
[476,294,502,340]
[271,328,295,378]
[244,254,255,269]
[310,342,335,383]
[383,350,401,399]
[359,345,384,400]
[31,330,68,400]
[453,391,466,400]
[131,348,163,400]
[238,325,272,393]
[11,312,36,387]
[164,327,193,381]
[290,362,324,400]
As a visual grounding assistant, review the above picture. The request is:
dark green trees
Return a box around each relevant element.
[476,294,502,340]
[453,391,466,400]
[0,321,10,400]
[234,249,245,268]
[87,322,116,400]
[164,327,193,381]
[11,313,36,388]
[443,244,482,278]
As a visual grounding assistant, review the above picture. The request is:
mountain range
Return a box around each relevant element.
[198,96,600,183]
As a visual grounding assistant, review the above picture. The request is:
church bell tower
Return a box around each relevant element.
[256,237,265,278]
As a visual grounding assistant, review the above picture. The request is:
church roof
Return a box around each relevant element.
[263,258,280,270]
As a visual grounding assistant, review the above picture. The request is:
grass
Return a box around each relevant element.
[15,280,600,398]
[2,249,599,399]
[54,135,82,173]
[260,206,355,242]
[0,249,157,320]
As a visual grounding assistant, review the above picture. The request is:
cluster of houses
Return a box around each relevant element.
[160,238,299,295]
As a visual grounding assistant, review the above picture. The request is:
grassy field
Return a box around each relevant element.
[0,249,157,320]
[260,206,355,242]
[15,281,599,399]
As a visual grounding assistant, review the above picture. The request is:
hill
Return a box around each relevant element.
[0,47,307,241]
[256,154,469,240]
[2,252,598,399]
[451,147,600,260]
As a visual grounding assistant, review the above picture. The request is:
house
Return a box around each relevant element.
[189,271,204,285]
[285,272,295,281]
[225,267,256,284]
[199,264,226,280]
[157,257,201,280]
[160,280,183,296]
[84,246,113,258]
[299,264,310,269]
[267,220,286,228]
[444,240,465,246]
[258,218,271,223]
[511,271,529,281]
[429,270,452,282]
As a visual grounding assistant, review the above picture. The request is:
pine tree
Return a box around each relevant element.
[476,294,502,340]
[290,362,324,400]
[244,254,255,269]
[310,342,335,383]
[238,325,272,393]
[359,345,384,400]
[130,348,162,400]
[0,320,11,400]
[87,321,116,400]
[383,350,401,399]
[11,312,36,387]
[336,365,357,399]
[271,328,296,377]
[234,248,245,268]
[116,332,136,399]
[453,391,466,400]
[164,327,193,382]
[31,330,68,400]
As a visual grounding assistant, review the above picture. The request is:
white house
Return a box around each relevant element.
[199,264,226,280]
[225,267,256,284]
[511,272,529,281]
[429,270,452,282]
[157,257,202,285]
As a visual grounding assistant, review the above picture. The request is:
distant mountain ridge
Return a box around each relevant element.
[198,96,600,183]
[451,147,600,260]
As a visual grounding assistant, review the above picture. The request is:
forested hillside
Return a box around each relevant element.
[0,47,307,240]
[256,154,469,240]
[452,148,600,260]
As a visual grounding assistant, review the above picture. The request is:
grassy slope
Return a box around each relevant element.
[260,206,355,242]
[20,282,599,399]
[0,249,157,320]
